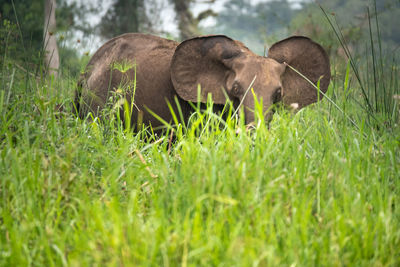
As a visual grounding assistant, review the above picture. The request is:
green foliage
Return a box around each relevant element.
[0,0,44,66]
[0,19,17,64]
[212,0,399,57]
[58,45,84,78]
[376,0,400,46]
[0,0,98,78]
[318,1,400,130]
[290,0,400,56]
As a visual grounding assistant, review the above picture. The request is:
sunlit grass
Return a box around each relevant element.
[1,1,400,262]
[0,56,399,266]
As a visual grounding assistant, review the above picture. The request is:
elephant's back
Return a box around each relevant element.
[85,33,178,82]
[78,33,179,119]
[87,33,178,68]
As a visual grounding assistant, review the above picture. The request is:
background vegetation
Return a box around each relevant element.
[1,0,399,265]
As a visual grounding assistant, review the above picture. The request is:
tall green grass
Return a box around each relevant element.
[1,62,399,266]
[321,3,400,129]
[1,8,400,266]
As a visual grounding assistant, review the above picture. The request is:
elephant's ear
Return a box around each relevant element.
[170,35,245,104]
[268,36,331,108]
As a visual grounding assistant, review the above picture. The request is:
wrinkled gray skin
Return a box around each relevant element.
[76,33,330,131]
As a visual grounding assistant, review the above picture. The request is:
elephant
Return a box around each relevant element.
[75,33,330,131]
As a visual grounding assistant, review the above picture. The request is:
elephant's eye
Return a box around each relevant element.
[231,82,242,96]
[272,87,282,104]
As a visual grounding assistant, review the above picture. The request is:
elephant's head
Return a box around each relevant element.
[170,35,330,123]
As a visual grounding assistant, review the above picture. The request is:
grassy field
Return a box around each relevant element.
[1,33,400,266]
[1,62,399,266]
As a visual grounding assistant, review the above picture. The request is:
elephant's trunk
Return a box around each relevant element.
[242,93,275,125]
[242,94,255,124]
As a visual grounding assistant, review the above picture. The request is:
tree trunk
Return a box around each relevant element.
[171,0,217,40]
[171,0,197,40]
[99,0,148,39]
[44,0,59,77]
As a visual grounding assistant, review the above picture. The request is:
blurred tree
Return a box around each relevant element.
[373,0,400,48]
[0,0,44,65]
[142,0,170,36]
[256,0,294,39]
[213,0,261,51]
[98,0,148,39]
[44,0,59,76]
[0,0,89,76]
[213,0,294,54]
[290,0,400,56]
[170,0,217,40]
